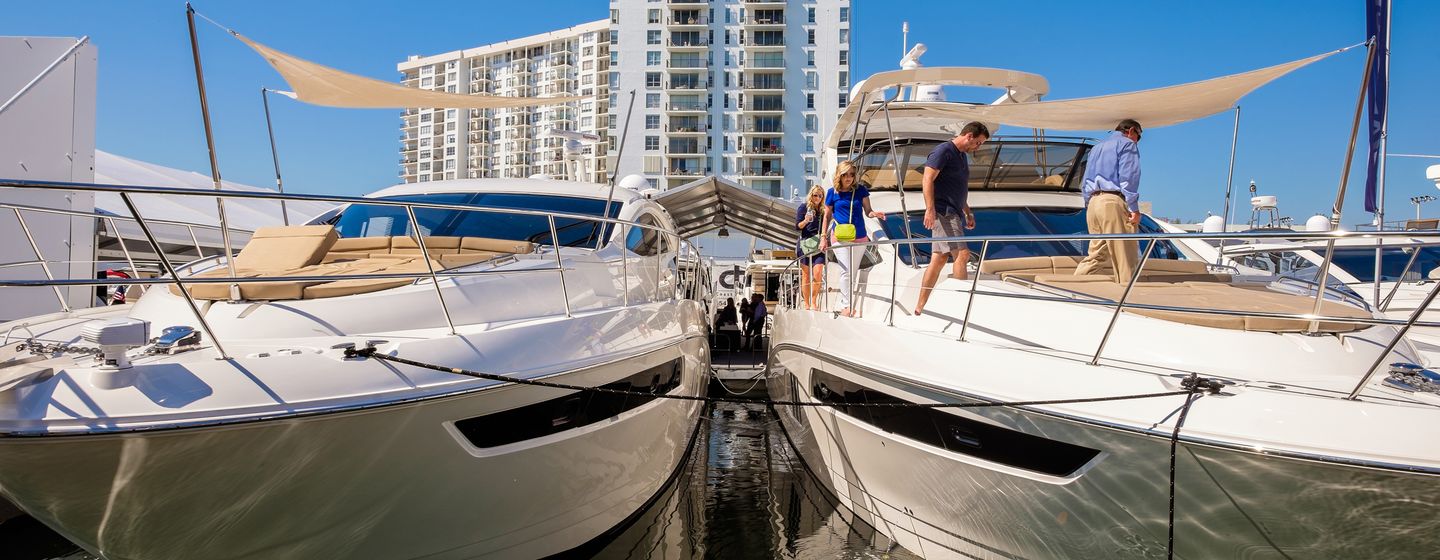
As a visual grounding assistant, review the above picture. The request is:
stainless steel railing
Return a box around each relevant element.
[782,228,1440,401]
[0,179,707,361]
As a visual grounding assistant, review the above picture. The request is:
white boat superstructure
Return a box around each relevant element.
[0,177,711,559]
[768,66,1440,559]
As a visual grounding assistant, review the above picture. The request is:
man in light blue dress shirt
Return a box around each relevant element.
[1075,119,1143,282]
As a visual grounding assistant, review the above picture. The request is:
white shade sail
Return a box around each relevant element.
[930,46,1354,131]
[235,33,583,109]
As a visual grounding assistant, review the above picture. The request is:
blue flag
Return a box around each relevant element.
[1363,0,1389,214]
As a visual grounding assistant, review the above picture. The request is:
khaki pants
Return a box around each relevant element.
[1075,193,1139,282]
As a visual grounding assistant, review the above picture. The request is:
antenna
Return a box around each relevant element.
[902,21,909,60]
[544,128,602,182]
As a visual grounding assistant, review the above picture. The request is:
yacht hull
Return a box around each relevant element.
[770,313,1440,559]
[0,339,706,560]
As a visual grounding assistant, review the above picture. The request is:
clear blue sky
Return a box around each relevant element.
[4,1,1437,225]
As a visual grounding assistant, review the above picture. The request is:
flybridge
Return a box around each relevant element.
[851,137,1093,193]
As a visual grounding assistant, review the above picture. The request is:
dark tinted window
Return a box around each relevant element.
[851,139,1089,192]
[454,358,683,448]
[882,208,1187,266]
[333,192,620,247]
[1331,247,1440,282]
[811,369,1100,477]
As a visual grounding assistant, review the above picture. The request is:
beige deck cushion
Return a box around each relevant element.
[231,225,338,271]
[439,252,501,269]
[1027,276,1373,333]
[391,235,462,257]
[459,237,534,254]
[979,256,1055,275]
[325,236,391,260]
[301,257,439,299]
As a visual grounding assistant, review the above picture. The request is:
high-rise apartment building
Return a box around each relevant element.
[607,0,852,197]
[397,21,612,183]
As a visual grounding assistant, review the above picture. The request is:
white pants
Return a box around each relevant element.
[832,243,867,311]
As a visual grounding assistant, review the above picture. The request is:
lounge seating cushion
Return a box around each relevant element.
[232,225,338,271]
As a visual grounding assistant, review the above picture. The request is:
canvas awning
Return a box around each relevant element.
[653,177,798,246]
[234,33,582,109]
[927,46,1355,131]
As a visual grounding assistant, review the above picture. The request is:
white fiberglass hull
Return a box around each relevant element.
[0,344,704,560]
[769,308,1440,559]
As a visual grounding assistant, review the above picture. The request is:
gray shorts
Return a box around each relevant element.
[931,211,967,254]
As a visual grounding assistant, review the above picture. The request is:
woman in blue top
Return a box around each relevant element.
[795,185,825,310]
[820,161,884,317]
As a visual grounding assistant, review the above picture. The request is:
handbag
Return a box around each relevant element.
[859,245,883,269]
[831,186,860,242]
[800,235,821,255]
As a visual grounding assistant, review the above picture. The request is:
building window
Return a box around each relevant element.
[646,72,662,88]
[647,9,660,23]
[645,115,660,129]
[805,115,818,132]
[807,29,815,45]
[646,51,661,66]
[610,51,619,65]
[804,157,816,173]
[839,93,848,108]
[420,77,433,88]
[839,50,849,66]
[646,93,660,108]
[807,50,815,66]
[806,93,814,109]
[840,29,849,44]
[647,30,661,45]
[839,71,848,88]
[807,7,816,23]
[610,9,619,23]
[840,7,850,23]
[806,71,817,89]
[805,136,814,152]
[645,136,659,150]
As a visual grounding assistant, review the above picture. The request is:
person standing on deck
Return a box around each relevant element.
[1075,119,1144,282]
[913,122,990,315]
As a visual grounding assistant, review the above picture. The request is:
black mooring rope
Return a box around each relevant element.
[344,345,1220,555]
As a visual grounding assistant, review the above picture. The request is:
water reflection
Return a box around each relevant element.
[595,401,919,559]
[6,401,915,560]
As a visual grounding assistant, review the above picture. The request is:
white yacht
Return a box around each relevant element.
[768,66,1440,559]
[0,178,710,559]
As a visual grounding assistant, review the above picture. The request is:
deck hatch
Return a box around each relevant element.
[455,358,683,448]
[812,369,1100,477]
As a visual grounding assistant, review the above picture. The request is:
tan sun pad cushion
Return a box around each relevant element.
[1029,275,1373,333]
[301,256,439,299]
[459,237,534,254]
[231,225,338,271]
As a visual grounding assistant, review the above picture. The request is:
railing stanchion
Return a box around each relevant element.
[958,239,989,342]
[620,222,629,307]
[187,225,206,259]
[13,208,70,313]
[1348,275,1440,399]
[118,192,229,360]
[404,205,457,335]
[548,215,573,317]
[106,217,145,297]
[1379,245,1421,311]
[1091,237,1157,365]
[888,239,899,326]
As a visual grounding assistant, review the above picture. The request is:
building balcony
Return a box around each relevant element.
[664,145,704,155]
[666,102,707,113]
[740,79,785,90]
[740,0,786,6]
[664,124,708,134]
[742,40,785,50]
[742,16,785,27]
[664,79,707,91]
[666,0,707,5]
[738,103,784,113]
[740,145,784,156]
[739,169,785,178]
[740,123,783,134]
[665,167,708,177]
[665,37,711,49]
[665,16,709,27]
[744,57,786,69]
[666,58,710,69]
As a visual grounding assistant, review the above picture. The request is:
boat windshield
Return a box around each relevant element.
[853,139,1090,192]
[880,207,1189,266]
[1329,246,1440,283]
[332,192,621,247]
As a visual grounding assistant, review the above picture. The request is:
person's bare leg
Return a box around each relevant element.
[914,253,950,315]
[952,248,969,280]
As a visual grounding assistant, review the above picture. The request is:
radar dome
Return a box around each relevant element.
[1305,214,1331,232]
[1201,215,1226,233]
[528,173,553,180]
[1428,164,1440,188]
[619,174,650,192]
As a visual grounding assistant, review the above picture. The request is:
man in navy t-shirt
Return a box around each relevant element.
[914,121,989,315]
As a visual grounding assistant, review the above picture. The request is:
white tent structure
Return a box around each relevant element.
[92,150,334,261]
